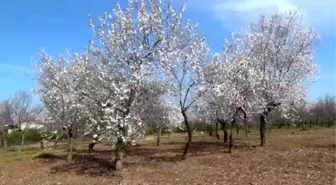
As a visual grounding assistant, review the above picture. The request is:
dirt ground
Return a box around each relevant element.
[0,128,335,185]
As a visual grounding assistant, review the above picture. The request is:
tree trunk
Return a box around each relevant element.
[277,123,282,129]
[3,131,7,149]
[236,126,240,135]
[54,136,60,148]
[315,119,323,127]
[215,121,220,140]
[40,140,44,149]
[229,121,234,153]
[21,131,25,152]
[88,142,96,153]
[224,130,228,144]
[182,110,192,160]
[114,137,124,171]
[229,133,233,153]
[301,122,306,130]
[208,126,213,136]
[260,115,267,147]
[67,130,74,162]
[156,127,161,146]
[327,119,332,127]
[309,121,312,128]
[244,120,249,137]
[220,121,228,144]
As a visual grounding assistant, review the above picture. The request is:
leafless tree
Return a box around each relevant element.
[310,95,336,127]
[2,91,42,151]
[0,99,15,149]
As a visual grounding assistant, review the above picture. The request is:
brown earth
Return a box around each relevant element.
[0,128,335,185]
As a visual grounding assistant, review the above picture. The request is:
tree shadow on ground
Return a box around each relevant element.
[50,154,116,177]
[49,140,257,177]
[158,140,257,154]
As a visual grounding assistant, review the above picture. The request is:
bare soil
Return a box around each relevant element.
[0,128,335,185]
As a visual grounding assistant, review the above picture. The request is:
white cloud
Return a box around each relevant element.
[190,0,335,34]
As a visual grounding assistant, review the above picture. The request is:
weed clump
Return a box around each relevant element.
[32,152,58,159]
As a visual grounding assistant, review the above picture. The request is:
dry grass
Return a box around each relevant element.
[0,128,335,185]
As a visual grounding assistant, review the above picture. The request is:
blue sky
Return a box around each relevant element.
[0,0,335,103]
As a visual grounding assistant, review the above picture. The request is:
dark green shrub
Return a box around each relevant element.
[25,129,42,142]
[32,152,58,159]
[7,130,22,145]
[7,128,42,145]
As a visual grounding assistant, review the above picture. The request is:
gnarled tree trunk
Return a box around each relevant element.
[229,106,247,153]
[207,126,213,136]
[88,134,100,153]
[260,101,281,147]
[67,128,74,161]
[223,128,228,144]
[182,109,192,160]
[114,137,124,171]
[229,120,234,153]
[112,88,135,171]
[260,114,267,147]
[218,119,228,144]
[88,143,96,153]
[222,122,229,144]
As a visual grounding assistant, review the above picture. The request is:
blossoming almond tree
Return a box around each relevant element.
[197,89,231,143]
[68,53,115,152]
[158,4,210,159]
[246,11,319,146]
[35,0,204,169]
[86,0,210,169]
[207,11,318,149]
[69,46,147,169]
[134,82,183,146]
[206,34,259,150]
[35,52,84,161]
